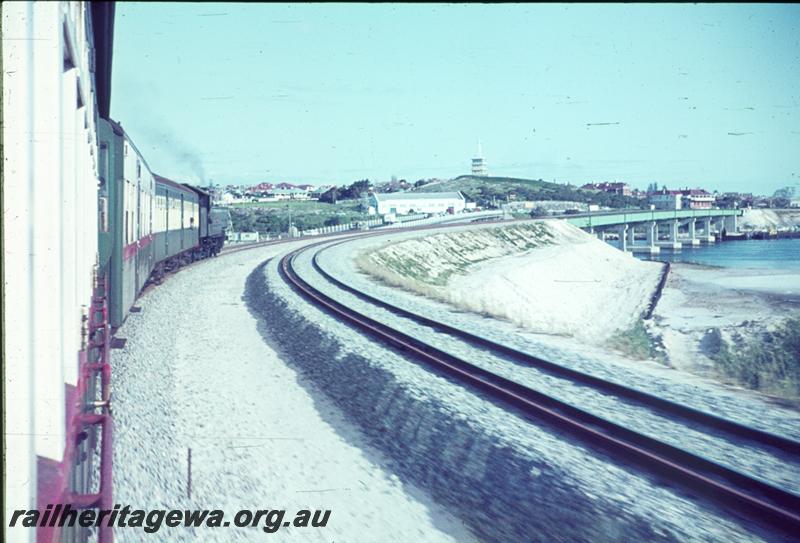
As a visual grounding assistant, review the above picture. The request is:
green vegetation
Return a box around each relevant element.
[358,223,555,287]
[607,320,664,361]
[318,179,371,203]
[228,178,381,235]
[707,317,800,400]
[417,175,642,209]
[228,199,370,235]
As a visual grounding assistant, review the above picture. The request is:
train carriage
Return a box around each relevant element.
[98,118,158,327]
[99,120,208,329]
[151,175,201,275]
[4,3,115,542]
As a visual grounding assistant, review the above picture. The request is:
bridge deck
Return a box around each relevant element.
[565,208,741,228]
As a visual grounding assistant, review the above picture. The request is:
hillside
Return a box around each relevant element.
[416,175,642,208]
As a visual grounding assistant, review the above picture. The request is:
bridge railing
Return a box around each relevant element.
[563,208,741,229]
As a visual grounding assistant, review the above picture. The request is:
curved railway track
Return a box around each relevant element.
[309,239,800,454]
[278,237,800,535]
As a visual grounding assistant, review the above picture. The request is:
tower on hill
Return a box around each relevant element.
[471,142,488,177]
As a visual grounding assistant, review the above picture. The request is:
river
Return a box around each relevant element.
[637,238,800,270]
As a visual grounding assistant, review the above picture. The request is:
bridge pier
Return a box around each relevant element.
[699,217,715,243]
[656,219,682,250]
[626,221,661,254]
[646,221,660,253]
[618,224,627,252]
[724,214,737,234]
[684,218,700,246]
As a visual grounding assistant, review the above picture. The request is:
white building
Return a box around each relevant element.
[649,188,715,210]
[370,192,467,215]
[649,191,682,210]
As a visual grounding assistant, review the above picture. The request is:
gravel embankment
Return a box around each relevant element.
[295,243,800,495]
[318,229,800,441]
[254,246,775,542]
[111,240,474,542]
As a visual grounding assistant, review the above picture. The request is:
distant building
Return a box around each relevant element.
[581,182,631,196]
[370,191,466,215]
[649,190,683,210]
[269,188,312,200]
[681,189,714,209]
[649,188,715,210]
[471,143,488,177]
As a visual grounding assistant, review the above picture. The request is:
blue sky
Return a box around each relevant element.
[111,3,800,194]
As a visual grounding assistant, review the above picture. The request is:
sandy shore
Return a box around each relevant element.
[650,264,800,377]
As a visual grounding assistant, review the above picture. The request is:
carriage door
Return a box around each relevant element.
[180,194,185,250]
[165,191,169,255]
[135,161,142,290]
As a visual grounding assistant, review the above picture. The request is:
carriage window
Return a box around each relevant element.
[98,197,108,233]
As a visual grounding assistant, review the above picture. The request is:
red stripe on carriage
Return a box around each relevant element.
[122,234,154,261]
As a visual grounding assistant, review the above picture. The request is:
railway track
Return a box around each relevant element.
[278,238,800,535]
[309,239,800,454]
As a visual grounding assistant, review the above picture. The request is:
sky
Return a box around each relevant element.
[110,3,800,194]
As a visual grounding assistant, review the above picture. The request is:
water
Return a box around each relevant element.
[637,238,800,270]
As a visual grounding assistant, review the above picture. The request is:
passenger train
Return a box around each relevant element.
[3,3,227,542]
[98,118,227,328]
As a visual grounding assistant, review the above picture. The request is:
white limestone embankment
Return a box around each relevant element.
[740,208,800,230]
[358,220,663,343]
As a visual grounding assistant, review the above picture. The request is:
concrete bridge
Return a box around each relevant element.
[563,208,742,254]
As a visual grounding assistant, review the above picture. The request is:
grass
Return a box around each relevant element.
[416,176,550,194]
[226,199,363,212]
[416,175,642,209]
[357,223,556,289]
[709,316,800,400]
[607,320,663,361]
[227,199,372,234]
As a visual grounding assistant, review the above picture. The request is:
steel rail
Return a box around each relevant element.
[309,239,800,455]
[279,242,800,534]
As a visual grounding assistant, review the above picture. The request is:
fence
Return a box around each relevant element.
[225,210,508,246]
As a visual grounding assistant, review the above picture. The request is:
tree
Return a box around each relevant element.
[530,206,549,218]
[341,179,372,199]
[319,187,339,204]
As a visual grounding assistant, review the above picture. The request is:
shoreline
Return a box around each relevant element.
[647,262,799,401]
